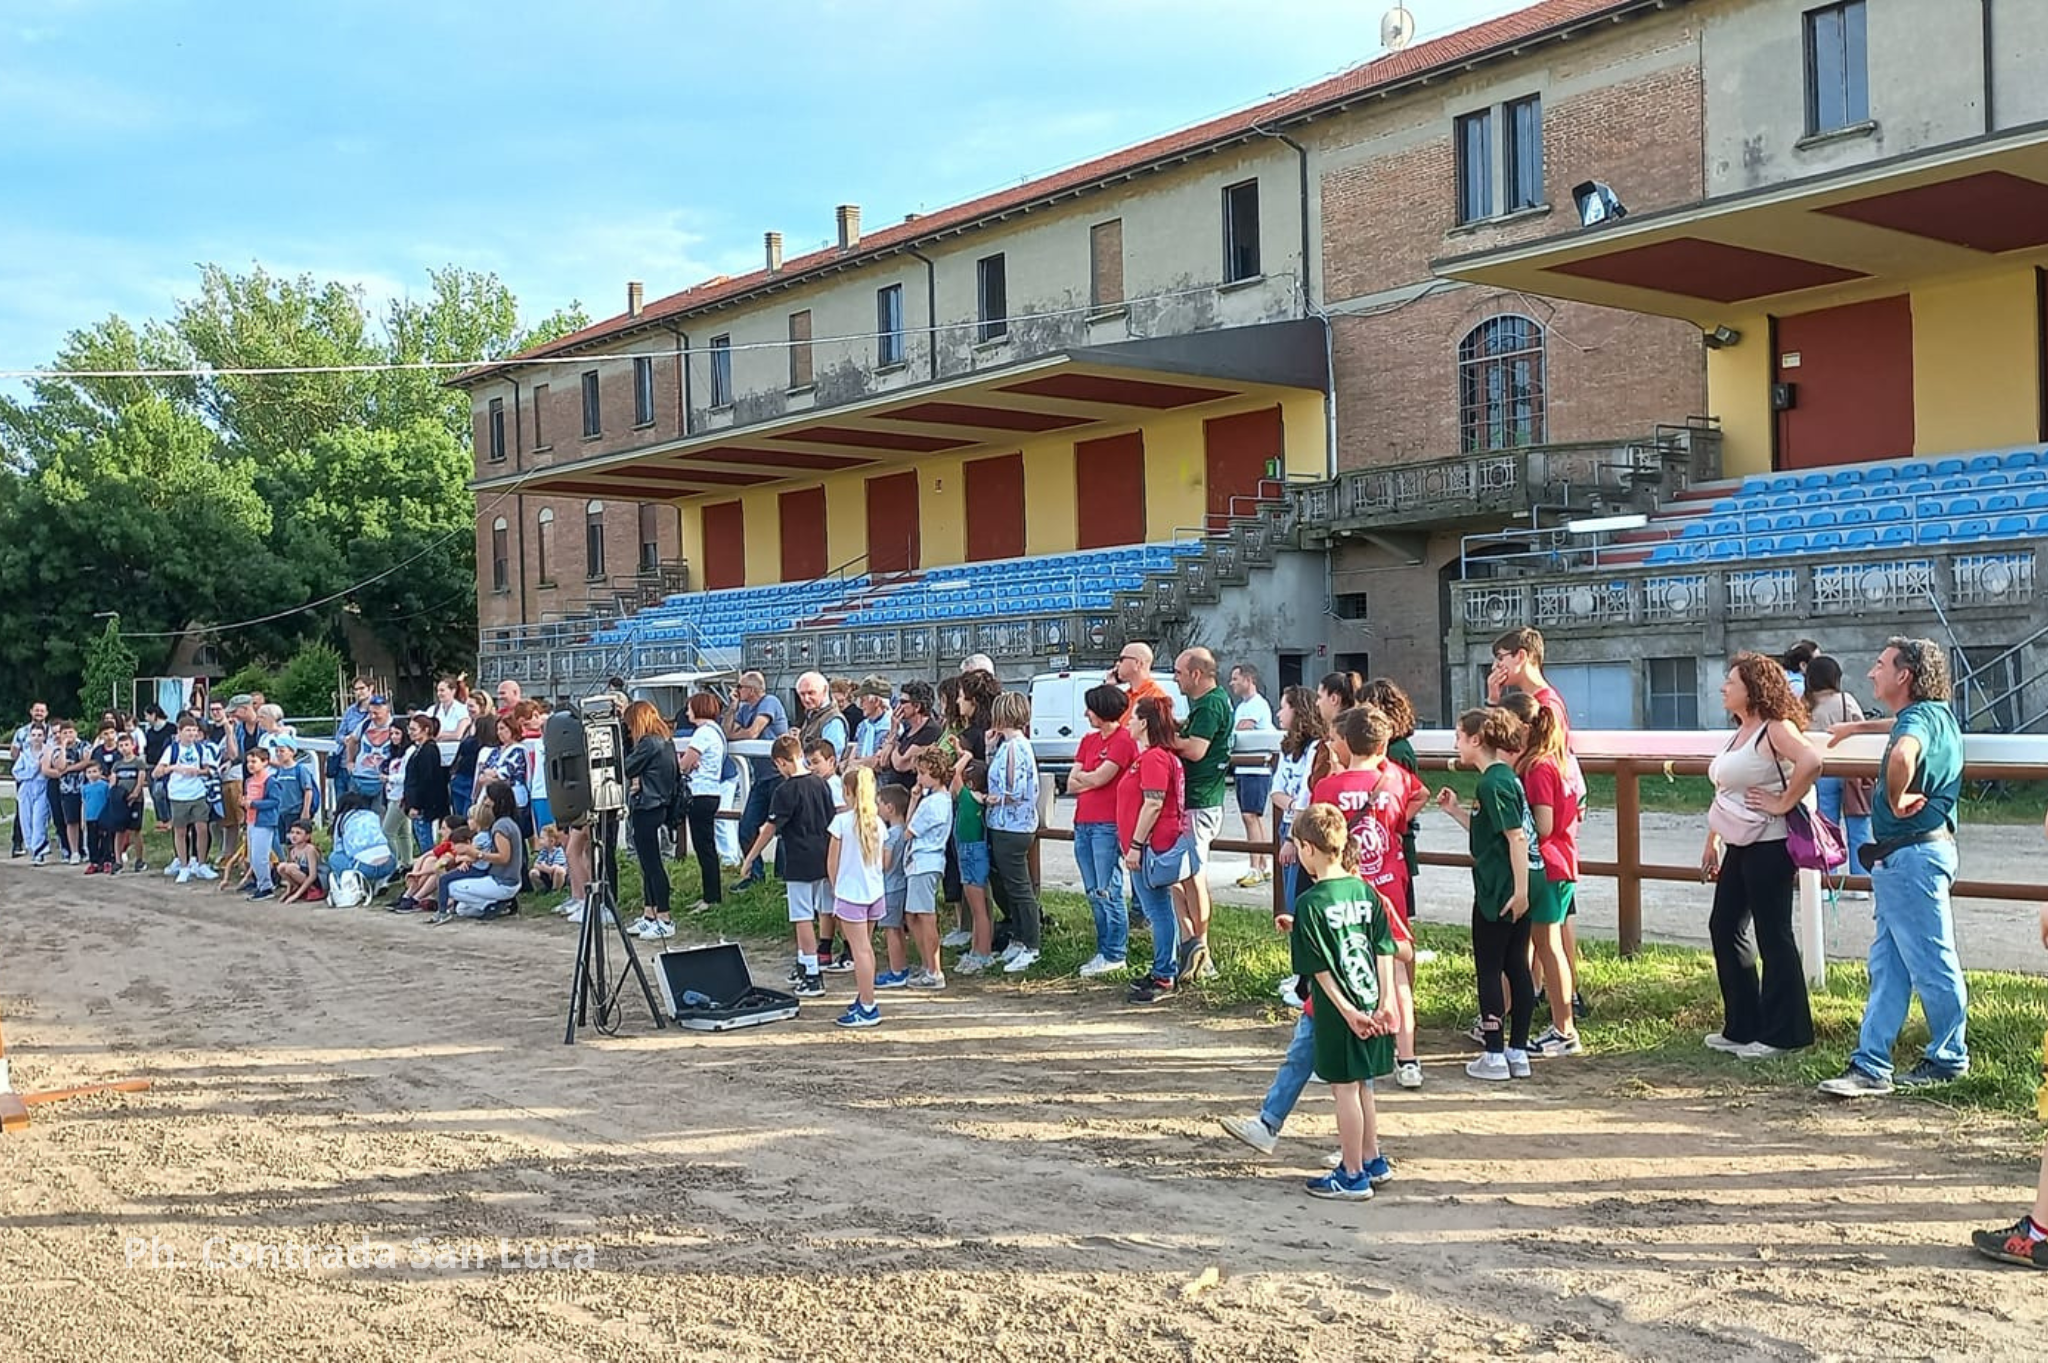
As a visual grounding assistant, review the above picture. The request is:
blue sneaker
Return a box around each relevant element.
[1362,1154,1394,1186]
[1306,1167,1374,1201]
[874,970,912,990]
[834,1002,881,1029]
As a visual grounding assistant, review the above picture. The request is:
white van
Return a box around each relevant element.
[1029,670,1185,768]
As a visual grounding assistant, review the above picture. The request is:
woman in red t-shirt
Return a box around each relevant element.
[1505,692,1585,1056]
[1117,697,1193,1002]
[1310,703,1428,1088]
[1068,684,1140,977]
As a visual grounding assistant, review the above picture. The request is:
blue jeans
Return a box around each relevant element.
[1131,869,1180,982]
[1073,821,1127,962]
[1813,777,1871,878]
[329,849,395,890]
[1258,1012,1316,1134]
[1851,839,1968,1079]
[411,816,438,860]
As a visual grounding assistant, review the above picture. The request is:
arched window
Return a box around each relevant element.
[1458,316,1546,452]
[585,500,606,580]
[491,516,509,593]
[536,508,555,585]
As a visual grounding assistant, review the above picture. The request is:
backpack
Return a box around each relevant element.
[330,869,368,909]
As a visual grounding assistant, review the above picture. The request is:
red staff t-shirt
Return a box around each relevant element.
[1520,754,1583,882]
[1311,762,1424,930]
[1073,727,1137,826]
[1116,746,1186,854]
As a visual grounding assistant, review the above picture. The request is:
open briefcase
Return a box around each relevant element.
[652,941,801,1031]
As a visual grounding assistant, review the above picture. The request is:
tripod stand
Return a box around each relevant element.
[563,808,666,1044]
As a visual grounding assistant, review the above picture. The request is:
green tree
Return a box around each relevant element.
[273,642,346,720]
[77,617,138,721]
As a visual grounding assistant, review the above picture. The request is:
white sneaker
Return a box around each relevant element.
[941,929,973,948]
[164,859,185,877]
[644,919,675,940]
[1077,954,1125,978]
[1506,1048,1531,1079]
[1735,1041,1785,1061]
[556,897,583,918]
[192,864,219,881]
[1219,1114,1278,1156]
[629,916,660,938]
[175,865,192,884]
[1466,1052,1511,1083]
[1002,947,1040,974]
[1396,1060,1424,1089]
[998,941,1024,962]
[954,953,991,976]
[564,905,587,924]
[1704,1032,1744,1054]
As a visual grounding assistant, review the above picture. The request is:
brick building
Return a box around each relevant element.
[459,0,1711,713]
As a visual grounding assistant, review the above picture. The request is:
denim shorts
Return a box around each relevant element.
[1235,772,1273,818]
[957,839,989,887]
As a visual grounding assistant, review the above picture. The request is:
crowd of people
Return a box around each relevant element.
[9,627,2047,1249]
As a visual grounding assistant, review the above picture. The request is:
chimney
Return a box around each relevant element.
[626,280,644,317]
[836,204,861,251]
[764,231,784,273]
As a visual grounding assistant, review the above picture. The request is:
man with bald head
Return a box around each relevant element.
[496,679,523,714]
[1174,646,1232,979]
[961,653,995,678]
[1112,641,1167,707]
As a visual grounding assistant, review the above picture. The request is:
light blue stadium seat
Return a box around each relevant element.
[1932,457,1966,476]
[1879,526,1912,547]
[1951,496,1983,516]
[1798,472,1828,490]
[2029,513,2048,534]
[1744,514,1775,533]
[1953,518,1991,542]
[1986,493,2021,514]
[1678,521,1710,540]
[1767,475,1799,494]
[1708,540,1742,561]
[1937,477,1972,493]
[1862,465,1897,483]
[1746,537,1777,557]
[1828,467,1864,485]
[1897,461,1933,480]
[1712,498,1740,514]
[1978,471,2011,489]
[1840,506,1873,526]
[1835,486,1868,502]
[1903,479,1936,496]
[1808,529,1844,553]
[1739,476,1770,496]
[1915,498,1946,519]
[2005,449,2042,469]
[1967,453,2002,473]
[1774,512,1805,531]
[1844,527,1878,549]
[1916,523,1951,544]
[1873,503,1907,524]
[2024,490,2048,511]
[1769,493,1800,509]
[1994,515,2031,537]
[1775,532,1809,554]
[1806,508,1838,529]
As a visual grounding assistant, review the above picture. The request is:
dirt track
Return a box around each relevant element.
[3,866,2045,1361]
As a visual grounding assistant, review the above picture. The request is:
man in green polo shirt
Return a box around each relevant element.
[1174,647,1232,979]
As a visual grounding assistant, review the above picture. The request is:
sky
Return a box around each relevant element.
[0,0,1534,375]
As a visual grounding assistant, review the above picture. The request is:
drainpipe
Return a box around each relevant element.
[665,321,691,580]
[510,376,528,631]
[1981,0,1996,134]
[906,247,940,382]
[1258,125,1339,479]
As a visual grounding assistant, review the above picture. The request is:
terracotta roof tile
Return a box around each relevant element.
[460,0,1657,383]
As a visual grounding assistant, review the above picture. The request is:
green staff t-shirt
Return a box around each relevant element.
[1180,686,1233,810]
[1471,761,1540,921]
[1289,873,1396,1083]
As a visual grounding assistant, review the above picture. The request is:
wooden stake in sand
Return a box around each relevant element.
[0,1009,150,1134]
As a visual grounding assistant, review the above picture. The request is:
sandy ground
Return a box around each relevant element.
[4,863,2048,1361]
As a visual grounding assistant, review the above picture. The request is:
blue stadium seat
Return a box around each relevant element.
[1978,471,2011,489]
[1862,465,1897,483]
[1903,479,1936,496]
[1679,520,1710,540]
[1994,514,2031,537]
[1968,453,2003,473]
[1707,518,1741,537]
[1897,461,1933,480]
[1744,513,1775,533]
[1879,526,1912,547]
[1773,512,1805,531]
[1808,529,1844,553]
[1840,506,1873,525]
[1713,498,1741,514]
[1938,477,1972,493]
[1707,540,1742,561]
[1915,498,1947,519]
[1774,532,1809,554]
[1769,492,1801,509]
[1828,467,1865,485]
[2025,490,2048,511]
[1986,493,2021,513]
[1767,475,1799,494]
[1844,527,1878,549]
[2005,448,2042,469]
[1746,537,1777,556]
[1873,503,1907,524]
[1950,496,1983,516]
[1916,523,1951,544]
[1835,486,1869,502]
[1739,477,1770,496]
[1933,457,1966,477]
[1953,517,1991,542]
[1798,472,1829,490]
[1806,508,1839,528]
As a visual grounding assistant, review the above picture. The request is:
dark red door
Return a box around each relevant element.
[779,486,827,582]
[965,453,1026,562]
[864,470,921,574]
[1775,296,1914,470]
[1075,432,1146,549]
[1204,406,1282,527]
[702,500,746,590]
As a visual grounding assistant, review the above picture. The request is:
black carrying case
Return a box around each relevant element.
[652,942,801,1031]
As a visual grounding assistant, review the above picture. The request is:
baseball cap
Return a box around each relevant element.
[263,733,298,754]
[369,694,390,706]
[858,675,892,699]
[227,693,255,708]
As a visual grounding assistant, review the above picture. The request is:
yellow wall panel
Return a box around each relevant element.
[1277,388,1329,479]
[824,477,864,575]
[917,455,967,567]
[1913,271,2040,456]
[739,488,780,587]
[678,503,704,587]
[1022,439,1077,555]
[1706,317,1773,478]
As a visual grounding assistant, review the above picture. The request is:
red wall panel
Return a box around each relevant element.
[779,486,828,582]
[964,453,1026,562]
[1075,432,1146,549]
[1775,295,1914,470]
[702,500,746,591]
[1203,406,1282,523]
[864,471,921,574]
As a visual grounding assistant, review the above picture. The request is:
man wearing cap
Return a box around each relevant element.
[262,733,312,840]
[728,671,789,888]
[850,676,893,767]
[217,694,263,864]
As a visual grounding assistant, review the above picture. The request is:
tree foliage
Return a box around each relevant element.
[79,618,139,721]
[0,264,588,712]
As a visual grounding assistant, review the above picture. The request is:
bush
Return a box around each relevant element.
[215,662,277,706]
[78,619,138,722]
[273,643,345,720]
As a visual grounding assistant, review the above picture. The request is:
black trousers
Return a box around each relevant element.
[1472,906,1535,1052]
[1709,838,1815,1050]
[686,794,721,904]
[630,805,671,914]
[88,820,116,866]
[988,829,1041,950]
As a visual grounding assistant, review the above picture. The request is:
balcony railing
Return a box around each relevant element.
[742,610,1125,676]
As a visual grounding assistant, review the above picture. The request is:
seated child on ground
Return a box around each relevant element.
[395,817,472,911]
[275,821,325,903]
[528,823,568,894]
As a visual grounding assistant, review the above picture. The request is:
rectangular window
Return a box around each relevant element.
[1806,1,1869,133]
[709,335,732,407]
[491,523,508,593]
[1090,218,1125,308]
[486,397,505,462]
[531,383,549,449]
[977,253,1007,343]
[1646,657,1700,730]
[580,369,601,438]
[585,505,605,580]
[877,285,905,367]
[788,310,813,389]
[638,502,661,572]
[1222,180,1260,283]
[632,356,654,426]
[1455,109,1494,223]
[1504,95,1543,212]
